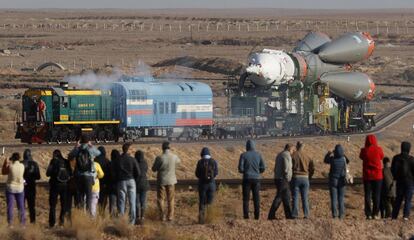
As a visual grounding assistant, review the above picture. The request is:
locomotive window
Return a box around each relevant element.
[165,103,169,114]
[160,102,164,114]
[171,103,176,114]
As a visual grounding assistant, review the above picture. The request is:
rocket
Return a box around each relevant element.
[241,31,376,102]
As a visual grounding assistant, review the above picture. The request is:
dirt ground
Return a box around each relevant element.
[0,9,414,240]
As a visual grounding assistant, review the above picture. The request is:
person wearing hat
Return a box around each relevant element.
[195,147,218,224]
[152,141,181,221]
[2,152,26,226]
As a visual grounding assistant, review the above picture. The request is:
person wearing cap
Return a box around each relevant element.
[195,147,218,224]
[2,152,26,226]
[152,141,181,222]
[268,143,294,220]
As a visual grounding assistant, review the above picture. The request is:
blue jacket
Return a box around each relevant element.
[238,140,266,179]
[324,145,348,179]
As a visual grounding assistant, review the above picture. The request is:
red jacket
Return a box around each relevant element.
[360,135,384,181]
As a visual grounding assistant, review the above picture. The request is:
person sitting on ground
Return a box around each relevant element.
[114,143,140,224]
[195,147,218,224]
[22,148,41,224]
[238,139,266,220]
[134,150,150,225]
[291,141,314,219]
[324,144,349,219]
[360,134,384,220]
[268,143,294,220]
[391,142,414,220]
[2,152,26,226]
[46,149,72,227]
[69,134,101,212]
[152,141,181,222]
[380,157,395,218]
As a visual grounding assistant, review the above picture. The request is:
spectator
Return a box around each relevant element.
[90,160,104,217]
[324,145,348,219]
[109,149,121,217]
[360,134,384,220]
[46,150,72,227]
[22,149,41,223]
[238,139,266,220]
[69,135,101,212]
[268,144,294,220]
[135,150,150,225]
[2,152,26,226]
[66,154,79,216]
[95,146,113,215]
[381,157,396,218]
[114,143,140,224]
[291,141,314,219]
[152,141,181,222]
[195,147,218,224]
[391,142,414,220]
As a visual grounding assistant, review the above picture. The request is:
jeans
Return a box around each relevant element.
[117,179,136,224]
[198,181,216,223]
[157,185,175,221]
[291,177,310,218]
[242,179,261,220]
[76,175,93,212]
[392,181,414,219]
[268,179,292,219]
[364,180,382,218]
[25,184,36,223]
[49,184,68,227]
[90,191,99,218]
[329,177,346,218]
[6,190,26,225]
[136,190,148,220]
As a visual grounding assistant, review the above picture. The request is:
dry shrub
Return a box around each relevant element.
[145,205,160,221]
[2,225,43,240]
[56,209,100,240]
[181,194,198,208]
[225,146,235,153]
[103,215,133,238]
[152,226,178,240]
[204,204,224,224]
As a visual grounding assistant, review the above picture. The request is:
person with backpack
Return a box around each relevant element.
[391,142,414,220]
[324,144,349,219]
[69,135,101,212]
[114,143,140,224]
[152,141,181,222]
[268,144,294,220]
[291,141,314,219]
[135,150,150,225]
[90,160,104,218]
[2,152,26,226]
[95,146,113,215]
[46,149,72,227]
[360,134,384,220]
[22,149,41,223]
[380,157,396,218]
[238,139,266,220]
[195,147,218,224]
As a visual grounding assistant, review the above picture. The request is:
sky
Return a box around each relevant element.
[0,0,413,9]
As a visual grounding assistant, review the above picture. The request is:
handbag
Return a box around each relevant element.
[343,157,354,184]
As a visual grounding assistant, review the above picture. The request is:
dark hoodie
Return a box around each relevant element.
[391,142,414,184]
[360,135,384,181]
[22,149,41,187]
[238,140,266,179]
[324,145,348,179]
[95,146,112,187]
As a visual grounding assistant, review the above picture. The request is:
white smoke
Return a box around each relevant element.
[132,60,152,78]
[64,68,123,89]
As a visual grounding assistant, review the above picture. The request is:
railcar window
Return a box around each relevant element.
[171,102,176,113]
[165,103,169,114]
[153,103,157,114]
[191,112,196,119]
[182,111,187,119]
[160,102,164,114]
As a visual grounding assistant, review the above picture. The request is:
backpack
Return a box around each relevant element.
[203,159,215,181]
[56,158,70,184]
[76,148,93,174]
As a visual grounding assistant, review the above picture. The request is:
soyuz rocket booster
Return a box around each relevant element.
[243,32,376,102]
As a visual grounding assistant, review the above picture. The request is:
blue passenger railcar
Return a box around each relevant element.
[111,77,213,140]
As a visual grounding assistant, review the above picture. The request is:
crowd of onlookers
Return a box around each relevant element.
[1,134,413,227]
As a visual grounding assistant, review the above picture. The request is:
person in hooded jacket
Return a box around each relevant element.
[238,139,266,220]
[95,146,113,215]
[360,134,384,219]
[22,149,41,223]
[324,145,349,219]
[109,149,121,217]
[135,150,150,224]
[46,149,72,227]
[195,147,218,224]
[391,141,414,220]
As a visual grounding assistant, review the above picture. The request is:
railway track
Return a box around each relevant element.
[0,177,364,192]
[3,100,414,149]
